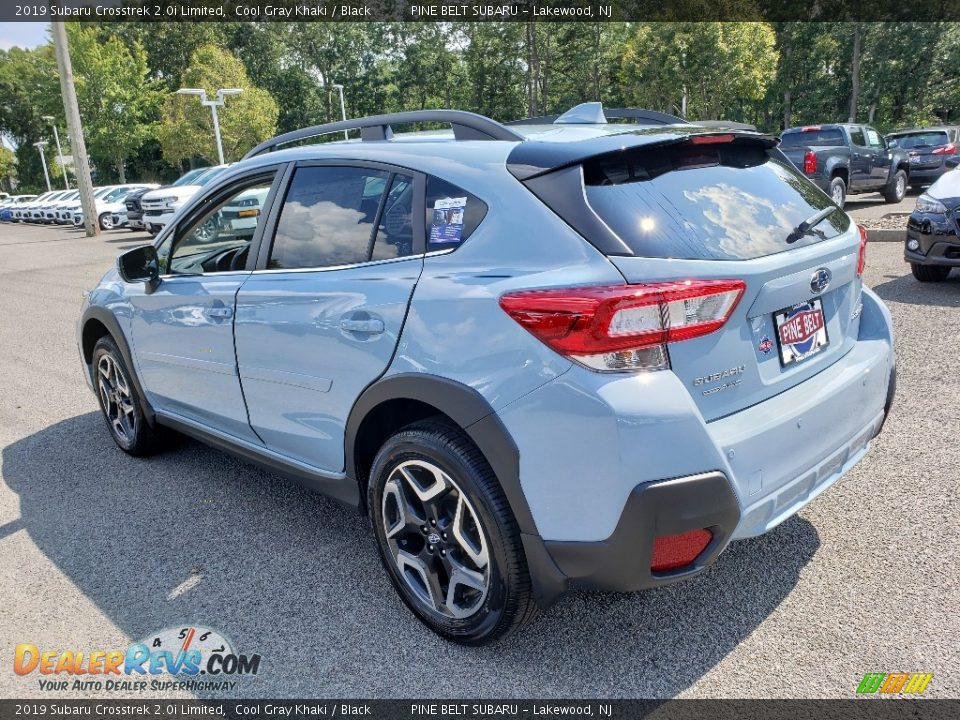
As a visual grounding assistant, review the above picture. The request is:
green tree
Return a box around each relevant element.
[0,145,16,191]
[621,22,778,122]
[158,44,278,165]
[67,24,163,182]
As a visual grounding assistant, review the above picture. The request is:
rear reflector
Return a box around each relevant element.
[857,224,868,276]
[499,280,745,372]
[651,529,713,572]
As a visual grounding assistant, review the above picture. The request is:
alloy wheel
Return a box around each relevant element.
[99,213,114,230]
[896,174,906,199]
[832,184,844,205]
[97,353,136,443]
[381,459,490,619]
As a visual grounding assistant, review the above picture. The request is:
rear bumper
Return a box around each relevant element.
[500,288,894,596]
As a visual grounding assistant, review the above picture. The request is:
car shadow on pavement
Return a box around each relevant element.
[872,270,960,307]
[2,413,820,698]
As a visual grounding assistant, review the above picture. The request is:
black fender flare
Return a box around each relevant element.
[345,373,537,535]
[345,373,568,607]
[80,306,156,427]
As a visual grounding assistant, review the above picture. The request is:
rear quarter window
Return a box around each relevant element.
[424,176,487,252]
[582,142,849,261]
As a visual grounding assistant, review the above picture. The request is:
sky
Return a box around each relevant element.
[0,22,49,51]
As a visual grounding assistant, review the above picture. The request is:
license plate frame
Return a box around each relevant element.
[774,298,829,367]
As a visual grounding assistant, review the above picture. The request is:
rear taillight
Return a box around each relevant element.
[651,529,713,572]
[803,150,817,174]
[932,143,956,155]
[499,279,745,372]
[857,224,868,276]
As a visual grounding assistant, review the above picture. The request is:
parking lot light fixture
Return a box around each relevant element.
[42,115,69,190]
[33,140,51,192]
[176,87,244,165]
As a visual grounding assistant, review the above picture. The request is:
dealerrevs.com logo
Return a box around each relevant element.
[13,626,261,693]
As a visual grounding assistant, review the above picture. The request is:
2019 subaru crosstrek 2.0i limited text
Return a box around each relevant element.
[78,104,895,644]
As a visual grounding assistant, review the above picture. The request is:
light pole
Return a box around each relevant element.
[42,116,69,189]
[176,88,243,164]
[307,68,348,139]
[33,140,51,192]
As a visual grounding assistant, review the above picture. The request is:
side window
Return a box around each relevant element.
[849,128,867,147]
[371,173,415,261]
[425,176,488,252]
[159,173,275,275]
[865,128,885,149]
[268,166,389,270]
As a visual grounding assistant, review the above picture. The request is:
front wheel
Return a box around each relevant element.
[883,169,908,203]
[369,420,538,645]
[98,212,114,231]
[911,263,951,282]
[92,336,172,456]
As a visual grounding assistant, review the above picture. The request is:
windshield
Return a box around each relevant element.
[104,187,135,202]
[173,167,210,186]
[780,128,845,148]
[193,167,228,187]
[583,142,849,261]
[888,131,950,149]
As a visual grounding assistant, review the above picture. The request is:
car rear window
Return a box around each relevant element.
[888,131,950,149]
[582,142,849,260]
[779,128,845,147]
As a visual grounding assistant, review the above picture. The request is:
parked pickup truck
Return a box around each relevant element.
[779,123,910,207]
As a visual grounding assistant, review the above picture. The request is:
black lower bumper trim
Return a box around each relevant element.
[538,471,740,595]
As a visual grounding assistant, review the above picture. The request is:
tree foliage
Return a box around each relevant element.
[157,44,278,166]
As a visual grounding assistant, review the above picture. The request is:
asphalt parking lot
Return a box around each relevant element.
[1,222,957,699]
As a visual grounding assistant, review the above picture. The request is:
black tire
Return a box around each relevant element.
[883,169,908,203]
[91,336,172,456]
[98,212,113,231]
[829,176,847,207]
[368,419,538,645]
[911,263,951,282]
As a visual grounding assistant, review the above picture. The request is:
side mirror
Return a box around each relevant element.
[117,245,160,284]
[945,157,960,169]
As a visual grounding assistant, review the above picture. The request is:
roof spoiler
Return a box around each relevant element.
[244,109,524,159]
[506,102,688,127]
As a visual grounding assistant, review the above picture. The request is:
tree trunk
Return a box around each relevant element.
[117,163,126,184]
[783,88,792,130]
[525,22,540,116]
[849,24,862,123]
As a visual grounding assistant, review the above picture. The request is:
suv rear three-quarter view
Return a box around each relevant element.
[78,103,896,645]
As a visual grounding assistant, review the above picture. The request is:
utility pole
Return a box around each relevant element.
[52,21,97,237]
[43,116,69,189]
[176,88,242,164]
[34,141,51,192]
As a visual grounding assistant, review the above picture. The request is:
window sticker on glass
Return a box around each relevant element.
[430,197,467,244]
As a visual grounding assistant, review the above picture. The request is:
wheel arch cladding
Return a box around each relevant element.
[81,306,156,427]
[346,373,537,535]
[345,373,568,609]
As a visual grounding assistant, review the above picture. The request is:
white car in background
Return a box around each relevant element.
[31,190,72,222]
[72,184,158,230]
[49,190,82,223]
[140,165,229,235]
[0,194,37,221]
[12,191,56,222]
[63,186,116,227]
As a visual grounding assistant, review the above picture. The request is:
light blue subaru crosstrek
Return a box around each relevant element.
[78,103,896,644]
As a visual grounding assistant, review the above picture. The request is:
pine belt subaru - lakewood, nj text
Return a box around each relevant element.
[77,103,896,644]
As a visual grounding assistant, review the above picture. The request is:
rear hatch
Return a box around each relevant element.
[779,126,847,173]
[523,134,864,421]
[888,129,954,173]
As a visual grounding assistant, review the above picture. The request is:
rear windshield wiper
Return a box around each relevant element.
[786,206,836,244]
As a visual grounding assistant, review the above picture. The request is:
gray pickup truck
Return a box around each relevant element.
[779,123,911,207]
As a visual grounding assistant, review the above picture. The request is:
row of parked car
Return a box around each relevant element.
[0,164,231,234]
[779,123,959,207]
[0,184,157,229]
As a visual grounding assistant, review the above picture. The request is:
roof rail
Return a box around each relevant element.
[244,109,524,159]
[505,105,688,127]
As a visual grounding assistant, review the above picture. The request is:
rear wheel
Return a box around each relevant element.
[883,169,907,203]
[98,212,114,231]
[369,420,538,645]
[911,263,951,282]
[829,176,847,207]
[92,336,172,456]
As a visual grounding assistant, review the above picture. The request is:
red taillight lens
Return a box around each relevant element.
[803,150,817,174]
[857,224,868,276]
[499,280,745,372]
[689,133,734,145]
[932,143,956,156]
[651,529,713,572]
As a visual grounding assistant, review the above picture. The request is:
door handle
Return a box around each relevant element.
[340,317,384,334]
[206,307,233,318]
